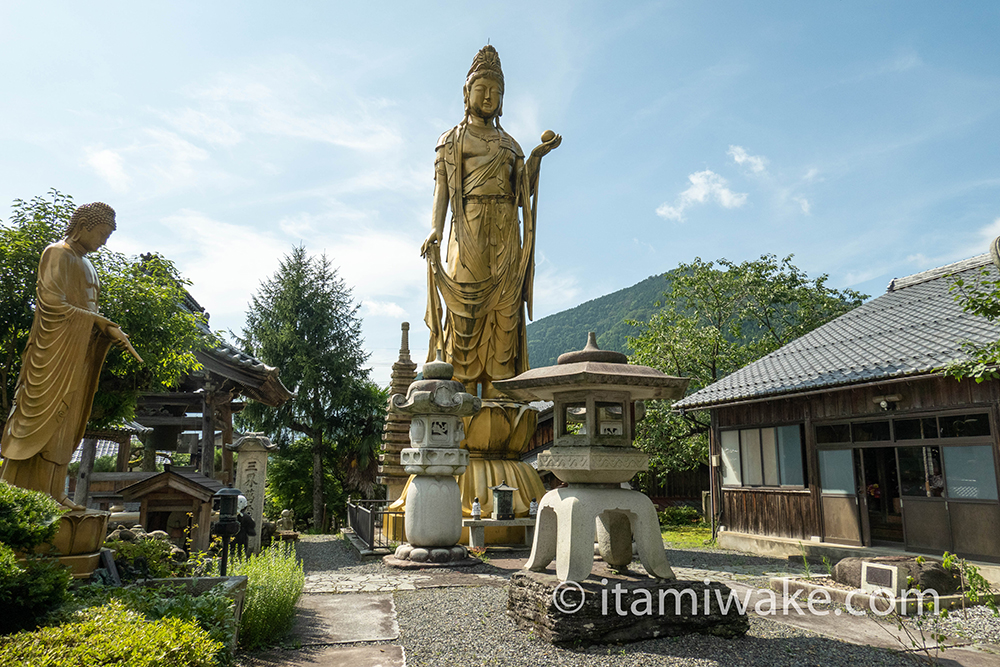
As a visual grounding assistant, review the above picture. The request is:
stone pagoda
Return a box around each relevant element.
[377,323,418,501]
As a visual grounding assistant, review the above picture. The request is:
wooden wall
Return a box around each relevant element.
[721,488,814,538]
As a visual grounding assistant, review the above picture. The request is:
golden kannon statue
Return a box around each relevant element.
[391,45,556,544]
[1,202,141,510]
[421,44,561,398]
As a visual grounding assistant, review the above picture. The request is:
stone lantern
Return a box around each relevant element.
[489,481,517,520]
[493,333,689,583]
[389,351,480,564]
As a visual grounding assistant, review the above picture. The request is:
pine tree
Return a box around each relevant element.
[238,245,379,526]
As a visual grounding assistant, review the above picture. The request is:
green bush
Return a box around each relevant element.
[73,582,237,665]
[658,505,704,527]
[0,599,222,667]
[0,543,73,635]
[219,542,304,649]
[0,481,64,552]
[105,536,179,581]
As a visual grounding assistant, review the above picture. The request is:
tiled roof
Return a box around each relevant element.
[674,254,1000,409]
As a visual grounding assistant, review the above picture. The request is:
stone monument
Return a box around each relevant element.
[0,202,142,576]
[386,352,479,566]
[227,432,276,553]
[497,333,748,644]
[401,44,561,543]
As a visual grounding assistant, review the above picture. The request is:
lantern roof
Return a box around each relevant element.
[494,332,689,402]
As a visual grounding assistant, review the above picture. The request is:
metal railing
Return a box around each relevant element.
[346,498,405,551]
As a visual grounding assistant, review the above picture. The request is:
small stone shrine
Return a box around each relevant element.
[496,333,749,644]
[385,352,480,567]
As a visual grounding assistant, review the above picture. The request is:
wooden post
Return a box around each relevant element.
[201,387,216,478]
[115,435,131,472]
[73,437,98,507]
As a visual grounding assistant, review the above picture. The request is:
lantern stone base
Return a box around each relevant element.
[525,486,675,583]
[507,569,749,646]
[385,543,480,569]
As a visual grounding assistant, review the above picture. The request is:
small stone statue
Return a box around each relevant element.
[471,497,482,520]
[529,497,538,517]
[276,508,295,532]
[232,495,256,558]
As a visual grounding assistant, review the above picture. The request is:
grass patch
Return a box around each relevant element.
[218,542,304,650]
[661,523,714,549]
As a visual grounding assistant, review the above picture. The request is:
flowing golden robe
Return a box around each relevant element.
[425,125,537,386]
[1,240,113,499]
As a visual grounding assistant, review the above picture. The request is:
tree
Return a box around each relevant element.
[0,191,207,428]
[237,246,383,527]
[945,266,1000,383]
[627,254,867,473]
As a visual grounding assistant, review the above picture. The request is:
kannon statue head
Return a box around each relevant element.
[464,45,505,124]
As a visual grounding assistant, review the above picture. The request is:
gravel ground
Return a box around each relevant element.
[275,536,1000,666]
[395,586,920,667]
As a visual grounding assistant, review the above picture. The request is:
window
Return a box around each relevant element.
[939,413,991,438]
[943,445,998,500]
[777,425,805,486]
[740,429,763,486]
[816,423,851,444]
[720,430,741,486]
[898,446,943,497]
[893,417,938,440]
[720,425,806,488]
[852,420,890,442]
[818,449,854,494]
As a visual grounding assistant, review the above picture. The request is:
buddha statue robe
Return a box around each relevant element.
[1,240,114,503]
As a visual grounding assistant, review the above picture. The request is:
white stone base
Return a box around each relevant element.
[524,486,675,583]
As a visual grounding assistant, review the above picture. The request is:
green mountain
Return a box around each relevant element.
[526,274,670,368]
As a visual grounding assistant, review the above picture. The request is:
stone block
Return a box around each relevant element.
[400,447,469,475]
[507,570,749,645]
[536,446,647,484]
[832,556,962,595]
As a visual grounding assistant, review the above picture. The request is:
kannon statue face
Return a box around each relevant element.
[467,75,503,121]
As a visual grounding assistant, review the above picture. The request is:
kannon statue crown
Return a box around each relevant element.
[466,44,504,92]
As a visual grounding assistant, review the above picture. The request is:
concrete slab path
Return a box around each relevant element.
[291,594,399,645]
[247,645,405,667]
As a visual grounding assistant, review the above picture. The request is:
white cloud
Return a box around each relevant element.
[142,128,211,183]
[728,145,768,174]
[85,148,131,192]
[656,170,747,222]
[793,196,811,214]
[160,108,243,146]
[364,300,407,318]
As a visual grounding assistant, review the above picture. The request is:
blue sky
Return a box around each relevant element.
[2,2,999,387]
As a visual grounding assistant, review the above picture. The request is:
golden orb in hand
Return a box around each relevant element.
[541,130,556,143]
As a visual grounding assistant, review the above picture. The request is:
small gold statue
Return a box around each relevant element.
[421,45,561,398]
[1,203,141,510]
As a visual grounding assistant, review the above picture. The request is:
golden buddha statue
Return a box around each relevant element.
[1,202,141,510]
